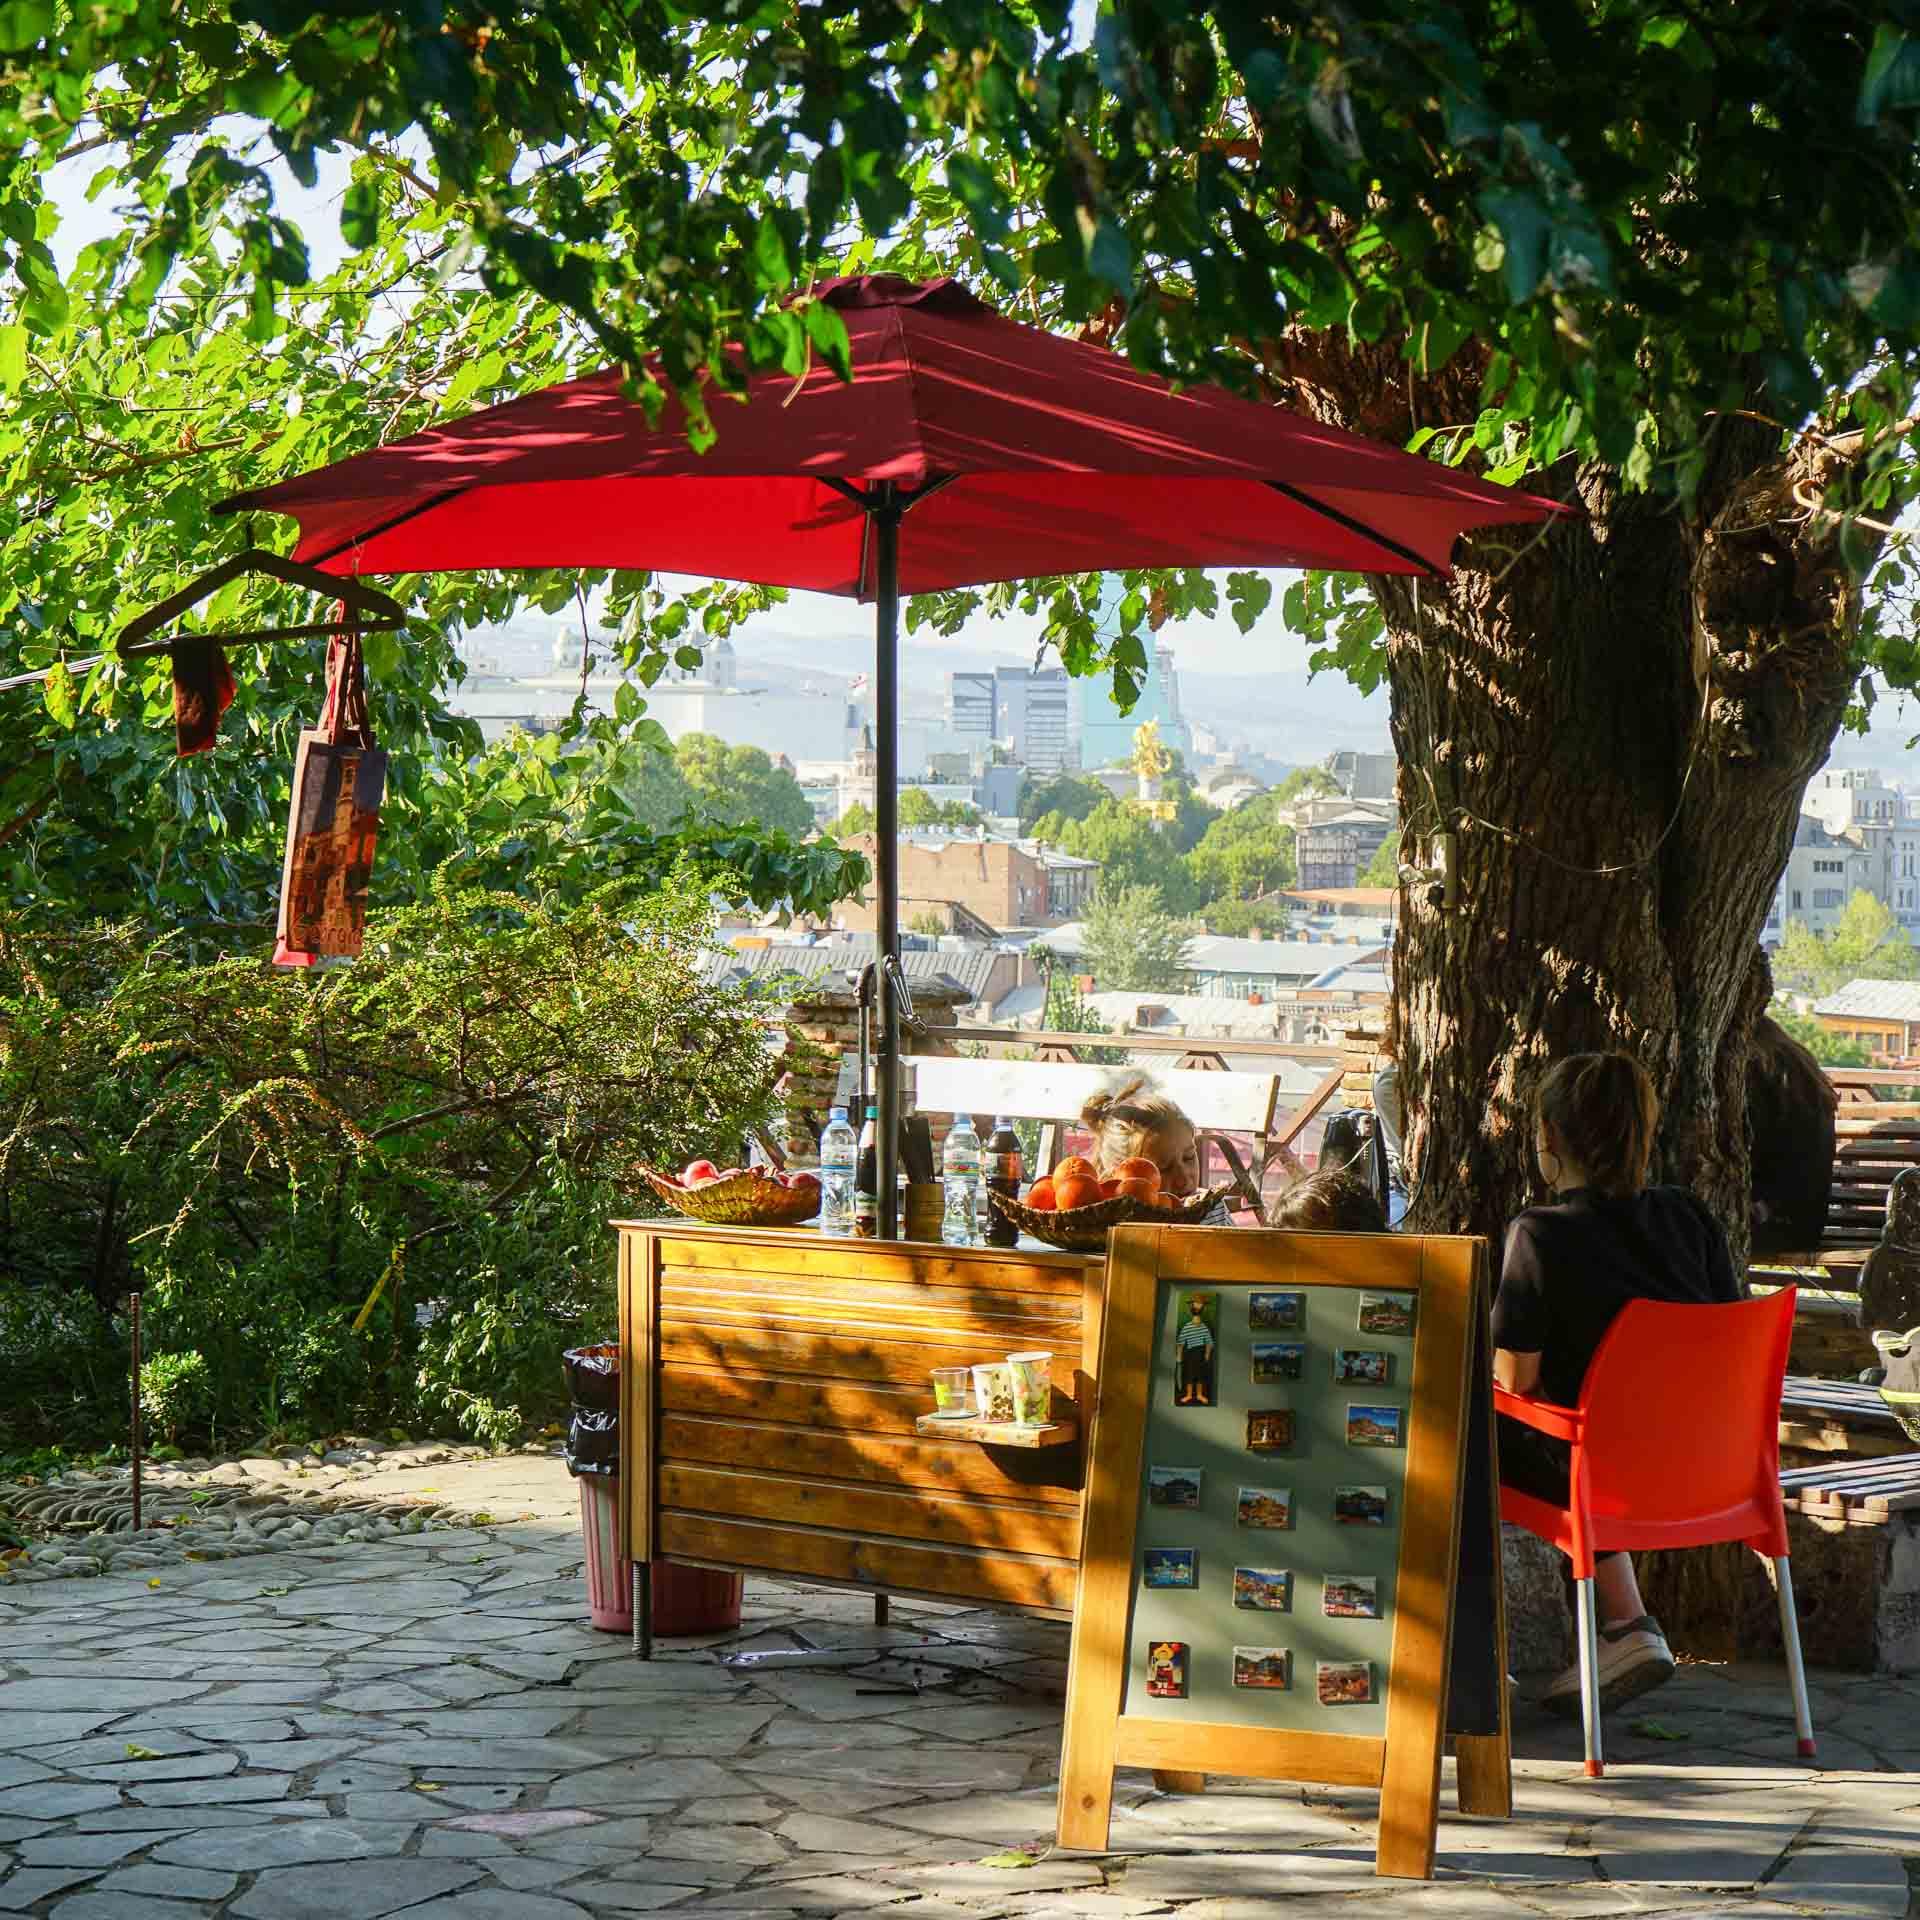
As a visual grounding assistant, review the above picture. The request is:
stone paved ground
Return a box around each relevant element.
[2,1505,1917,1920]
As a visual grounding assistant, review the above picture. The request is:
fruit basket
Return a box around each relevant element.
[641,1166,821,1227]
[989,1185,1227,1252]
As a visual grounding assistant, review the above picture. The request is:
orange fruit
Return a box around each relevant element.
[1114,1156,1161,1190]
[1100,1178,1123,1200]
[1054,1174,1100,1211]
[1116,1176,1158,1203]
[1054,1155,1097,1183]
[1026,1179,1058,1211]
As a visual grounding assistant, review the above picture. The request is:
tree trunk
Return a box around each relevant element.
[1274,342,1871,1256]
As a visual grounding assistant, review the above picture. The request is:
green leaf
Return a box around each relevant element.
[124,1743,161,1759]
[799,300,852,381]
[0,323,24,395]
[1477,192,1550,304]
[1226,573,1274,634]
[1087,219,1132,294]
[976,1851,1040,1869]
[1628,1717,1689,1742]
[361,628,403,683]
[341,180,381,252]
[0,0,53,47]
[1859,25,1920,125]
[41,661,76,729]
[752,214,792,292]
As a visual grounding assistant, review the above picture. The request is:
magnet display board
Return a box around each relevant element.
[1057,1226,1507,1880]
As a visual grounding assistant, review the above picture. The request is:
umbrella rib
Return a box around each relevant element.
[1262,480,1446,578]
[301,487,475,570]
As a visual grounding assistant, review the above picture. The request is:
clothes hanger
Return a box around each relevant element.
[0,548,405,693]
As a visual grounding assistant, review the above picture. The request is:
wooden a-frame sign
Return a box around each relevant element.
[1057,1225,1510,1879]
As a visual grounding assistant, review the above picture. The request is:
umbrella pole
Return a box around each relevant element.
[872,487,903,1239]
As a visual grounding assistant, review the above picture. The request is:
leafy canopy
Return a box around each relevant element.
[1080,882,1194,994]
[1772,891,1920,998]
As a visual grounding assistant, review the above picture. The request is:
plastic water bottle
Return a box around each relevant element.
[819,1106,857,1237]
[942,1114,983,1246]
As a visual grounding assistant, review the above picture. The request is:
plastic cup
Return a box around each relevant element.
[971,1362,1015,1423]
[1007,1350,1053,1425]
[930,1366,972,1414]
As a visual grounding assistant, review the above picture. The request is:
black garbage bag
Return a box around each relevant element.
[562,1342,621,1478]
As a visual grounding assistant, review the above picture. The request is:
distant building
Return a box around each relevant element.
[1197,765,1267,811]
[703,936,1037,1019]
[1281,887,1399,922]
[943,665,1075,774]
[947,670,997,741]
[1765,814,1878,945]
[1181,934,1390,1001]
[1327,750,1397,802]
[1810,979,1920,1061]
[1078,642,1190,770]
[1286,796,1398,891]
[834,830,1099,931]
[997,666,1075,775]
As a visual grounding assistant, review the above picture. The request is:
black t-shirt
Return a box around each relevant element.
[1491,1186,1742,1407]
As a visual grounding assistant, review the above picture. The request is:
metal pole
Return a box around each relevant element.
[873,487,903,1239]
[129,1291,142,1534]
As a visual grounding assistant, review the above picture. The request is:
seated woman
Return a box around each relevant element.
[1269,1168,1390,1233]
[1081,1078,1233,1222]
[1493,1051,1741,1716]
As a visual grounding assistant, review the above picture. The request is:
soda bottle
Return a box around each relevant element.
[818,1106,857,1237]
[853,1100,880,1238]
[983,1116,1023,1248]
[941,1113,982,1246]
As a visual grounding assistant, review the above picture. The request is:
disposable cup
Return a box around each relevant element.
[1007,1350,1053,1425]
[971,1362,1015,1423]
[930,1366,972,1414]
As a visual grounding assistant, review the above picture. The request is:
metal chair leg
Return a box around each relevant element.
[1773,1556,1816,1760]
[874,1593,889,1629]
[1575,1575,1604,1778]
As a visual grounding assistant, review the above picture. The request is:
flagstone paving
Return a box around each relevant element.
[1,1513,1916,1918]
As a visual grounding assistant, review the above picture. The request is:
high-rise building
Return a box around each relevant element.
[1074,576,1192,769]
[948,670,997,739]
[999,665,1073,774]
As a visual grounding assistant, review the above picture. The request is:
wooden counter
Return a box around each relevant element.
[615,1221,1104,1623]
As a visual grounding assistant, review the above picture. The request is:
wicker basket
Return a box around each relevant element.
[988,1186,1226,1252]
[641,1166,820,1227]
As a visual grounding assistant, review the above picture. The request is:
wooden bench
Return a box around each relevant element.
[1640,1442,1920,1673]
[906,1053,1306,1210]
[1779,1374,1913,1459]
[1759,1090,1920,1273]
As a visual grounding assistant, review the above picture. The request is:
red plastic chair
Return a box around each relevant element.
[1494,1288,1814,1777]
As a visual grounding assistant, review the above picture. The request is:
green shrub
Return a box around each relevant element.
[0,871,790,1452]
[139,1351,213,1444]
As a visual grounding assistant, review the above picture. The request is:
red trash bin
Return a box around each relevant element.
[651,1562,744,1635]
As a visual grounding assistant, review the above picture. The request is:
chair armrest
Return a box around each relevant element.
[1493,1385,1585,1443]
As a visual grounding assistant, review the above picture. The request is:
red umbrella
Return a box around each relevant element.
[221,273,1567,1234]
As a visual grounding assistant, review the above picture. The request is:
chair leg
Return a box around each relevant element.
[1575,1575,1604,1778]
[1773,1556,1817,1760]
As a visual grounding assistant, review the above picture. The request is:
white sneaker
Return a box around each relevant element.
[1542,1614,1676,1718]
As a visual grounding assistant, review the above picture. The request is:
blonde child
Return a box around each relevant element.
[1080,1077,1232,1221]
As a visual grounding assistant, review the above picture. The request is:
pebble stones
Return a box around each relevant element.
[0,1438,519,1587]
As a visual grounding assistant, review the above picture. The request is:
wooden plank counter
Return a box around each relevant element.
[615,1221,1104,1621]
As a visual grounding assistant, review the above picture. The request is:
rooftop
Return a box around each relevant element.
[1185,935,1389,978]
[700,942,1004,1005]
[1811,978,1920,1021]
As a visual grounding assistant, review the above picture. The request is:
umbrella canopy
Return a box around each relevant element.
[222,274,1562,585]
[220,273,1569,1237]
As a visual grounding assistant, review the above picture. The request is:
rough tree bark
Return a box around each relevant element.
[1273,341,1874,1257]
